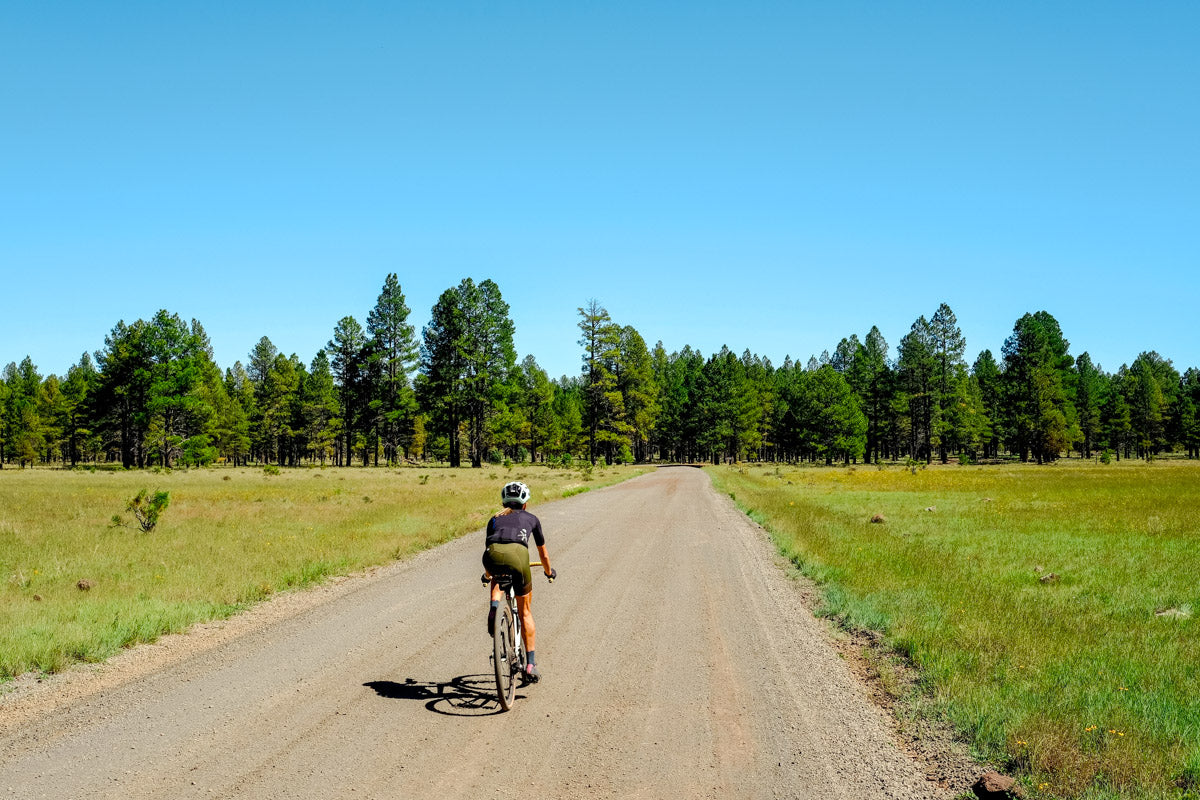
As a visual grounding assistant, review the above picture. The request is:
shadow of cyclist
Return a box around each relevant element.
[364,675,524,717]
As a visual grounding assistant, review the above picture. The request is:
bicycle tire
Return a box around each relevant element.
[493,604,517,710]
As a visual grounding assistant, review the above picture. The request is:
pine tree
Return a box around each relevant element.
[420,287,468,467]
[420,279,517,467]
[897,317,937,463]
[1001,311,1075,463]
[855,327,890,463]
[304,350,340,464]
[972,350,1002,460]
[328,316,368,466]
[1101,372,1132,460]
[61,353,99,466]
[4,359,46,467]
[551,377,586,460]
[1073,352,1106,458]
[223,362,255,465]
[577,300,624,464]
[259,353,300,466]
[0,374,9,467]
[930,303,966,462]
[651,342,690,462]
[366,273,419,464]
[742,350,775,462]
[463,279,517,467]
[803,366,867,465]
[247,337,278,394]
[94,320,149,468]
[517,355,555,463]
[1180,367,1200,459]
[1125,352,1177,459]
[618,326,659,462]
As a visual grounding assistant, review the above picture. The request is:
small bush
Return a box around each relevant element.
[486,448,503,465]
[114,489,171,533]
[263,464,281,476]
[1100,449,1113,464]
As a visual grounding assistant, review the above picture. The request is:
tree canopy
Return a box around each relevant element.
[4,289,1197,469]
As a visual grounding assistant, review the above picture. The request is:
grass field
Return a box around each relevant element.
[0,463,642,680]
[709,460,1200,800]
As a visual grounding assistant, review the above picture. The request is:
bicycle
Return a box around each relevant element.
[483,560,553,711]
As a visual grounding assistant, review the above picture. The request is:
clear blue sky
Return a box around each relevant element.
[4,1,1198,381]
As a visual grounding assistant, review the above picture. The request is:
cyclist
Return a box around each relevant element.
[483,481,555,682]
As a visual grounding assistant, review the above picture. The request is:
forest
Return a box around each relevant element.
[2,273,1198,470]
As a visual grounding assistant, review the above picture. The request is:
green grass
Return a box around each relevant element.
[0,463,643,679]
[709,460,1200,800]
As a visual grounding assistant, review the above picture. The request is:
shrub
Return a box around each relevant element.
[263,464,281,476]
[113,489,171,533]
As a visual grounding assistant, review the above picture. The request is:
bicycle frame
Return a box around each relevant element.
[488,560,542,710]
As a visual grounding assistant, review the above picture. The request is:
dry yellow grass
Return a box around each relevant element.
[0,463,642,678]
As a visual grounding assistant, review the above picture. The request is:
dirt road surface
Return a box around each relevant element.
[0,467,954,799]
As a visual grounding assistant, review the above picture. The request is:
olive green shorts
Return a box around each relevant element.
[483,542,533,596]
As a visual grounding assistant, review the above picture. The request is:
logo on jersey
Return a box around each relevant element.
[518,528,529,543]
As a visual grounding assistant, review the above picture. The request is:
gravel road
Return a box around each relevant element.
[0,467,954,799]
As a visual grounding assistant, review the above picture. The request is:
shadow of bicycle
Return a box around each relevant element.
[364,674,525,717]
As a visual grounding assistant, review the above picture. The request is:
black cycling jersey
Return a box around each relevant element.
[485,509,544,549]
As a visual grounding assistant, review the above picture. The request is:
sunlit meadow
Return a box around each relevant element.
[0,463,641,679]
[710,460,1200,800]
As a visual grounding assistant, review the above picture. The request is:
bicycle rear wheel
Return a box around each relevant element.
[492,605,517,710]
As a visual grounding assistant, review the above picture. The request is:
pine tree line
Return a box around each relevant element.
[2,281,1199,469]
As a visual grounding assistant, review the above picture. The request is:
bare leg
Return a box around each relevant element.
[516,592,535,653]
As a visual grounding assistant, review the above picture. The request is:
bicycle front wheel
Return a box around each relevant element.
[492,604,517,710]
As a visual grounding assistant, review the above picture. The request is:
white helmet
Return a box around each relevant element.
[501,481,530,508]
